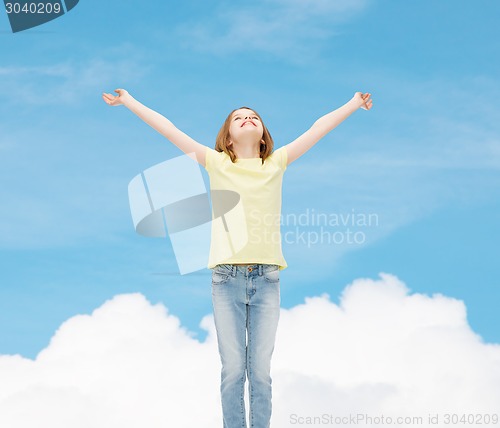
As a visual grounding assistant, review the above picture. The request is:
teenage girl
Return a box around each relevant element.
[102,89,372,428]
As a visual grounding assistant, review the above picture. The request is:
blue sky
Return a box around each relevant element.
[1,0,499,359]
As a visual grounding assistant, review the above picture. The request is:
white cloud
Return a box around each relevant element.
[1,273,499,427]
[175,0,370,63]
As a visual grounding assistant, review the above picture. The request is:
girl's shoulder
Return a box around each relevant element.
[204,146,226,171]
[268,146,287,171]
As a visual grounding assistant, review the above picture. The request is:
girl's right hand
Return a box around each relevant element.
[102,88,131,106]
[352,92,373,111]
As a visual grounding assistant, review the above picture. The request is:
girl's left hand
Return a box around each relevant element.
[352,92,373,111]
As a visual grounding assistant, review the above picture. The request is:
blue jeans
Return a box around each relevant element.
[211,263,281,428]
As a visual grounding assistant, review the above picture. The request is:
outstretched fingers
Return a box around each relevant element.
[361,92,373,110]
[102,92,119,105]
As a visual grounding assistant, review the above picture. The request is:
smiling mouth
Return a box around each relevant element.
[241,120,256,127]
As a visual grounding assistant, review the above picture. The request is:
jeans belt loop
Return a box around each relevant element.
[231,265,236,277]
[259,264,263,276]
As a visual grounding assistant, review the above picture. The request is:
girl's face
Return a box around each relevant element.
[228,108,264,146]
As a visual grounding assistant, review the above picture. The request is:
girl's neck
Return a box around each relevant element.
[232,145,261,159]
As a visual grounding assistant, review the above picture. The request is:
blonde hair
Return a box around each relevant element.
[215,106,275,165]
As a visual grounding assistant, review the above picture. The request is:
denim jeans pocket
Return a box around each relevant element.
[212,265,232,285]
[263,265,280,283]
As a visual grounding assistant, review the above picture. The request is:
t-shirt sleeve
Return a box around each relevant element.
[273,146,288,171]
[204,146,218,172]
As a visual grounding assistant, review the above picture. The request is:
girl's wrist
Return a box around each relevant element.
[348,97,361,111]
[122,93,135,108]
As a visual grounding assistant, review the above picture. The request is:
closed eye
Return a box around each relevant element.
[233,115,259,120]
[233,115,259,121]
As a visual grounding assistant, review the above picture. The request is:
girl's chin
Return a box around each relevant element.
[234,131,263,141]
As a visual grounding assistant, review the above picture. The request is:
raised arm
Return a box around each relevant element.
[284,92,372,166]
[102,89,208,167]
